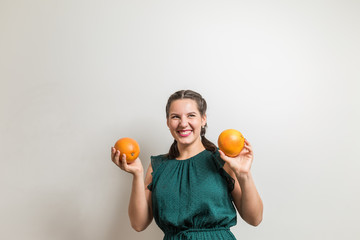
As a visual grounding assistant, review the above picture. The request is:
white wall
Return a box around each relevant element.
[1,0,359,239]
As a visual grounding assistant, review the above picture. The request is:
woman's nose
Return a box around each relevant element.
[179,117,188,127]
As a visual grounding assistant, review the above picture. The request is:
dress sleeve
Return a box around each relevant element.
[212,150,235,192]
[147,154,166,191]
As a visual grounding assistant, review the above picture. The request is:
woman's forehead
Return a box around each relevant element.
[169,99,199,113]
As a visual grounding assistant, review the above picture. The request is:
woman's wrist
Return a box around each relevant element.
[131,168,144,178]
[235,171,251,182]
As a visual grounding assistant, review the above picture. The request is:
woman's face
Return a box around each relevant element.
[167,99,206,148]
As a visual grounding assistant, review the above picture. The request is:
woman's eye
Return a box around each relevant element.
[171,116,179,119]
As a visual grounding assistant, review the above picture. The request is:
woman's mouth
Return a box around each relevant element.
[178,130,192,137]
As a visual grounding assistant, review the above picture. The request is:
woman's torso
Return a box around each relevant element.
[148,150,237,239]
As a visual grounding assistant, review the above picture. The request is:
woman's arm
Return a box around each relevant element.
[111,148,153,231]
[128,163,153,231]
[226,166,263,226]
[220,139,263,226]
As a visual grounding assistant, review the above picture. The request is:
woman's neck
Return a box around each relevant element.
[176,141,205,160]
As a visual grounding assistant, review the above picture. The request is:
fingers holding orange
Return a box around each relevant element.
[241,139,253,154]
[111,147,131,170]
[119,153,129,171]
[244,138,252,148]
[111,147,116,162]
[111,147,121,166]
[218,149,233,163]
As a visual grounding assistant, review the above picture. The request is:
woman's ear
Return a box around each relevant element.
[202,114,207,127]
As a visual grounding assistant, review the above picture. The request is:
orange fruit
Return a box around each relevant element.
[114,137,140,163]
[218,129,245,157]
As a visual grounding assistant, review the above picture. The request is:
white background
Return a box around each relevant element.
[1,0,359,239]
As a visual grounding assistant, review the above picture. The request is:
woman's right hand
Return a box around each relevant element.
[111,147,144,176]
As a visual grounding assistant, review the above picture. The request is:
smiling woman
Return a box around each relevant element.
[167,99,205,151]
[111,90,263,240]
[165,90,217,160]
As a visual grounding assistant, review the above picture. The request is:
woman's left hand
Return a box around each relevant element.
[219,138,254,177]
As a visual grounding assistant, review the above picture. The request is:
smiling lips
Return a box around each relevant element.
[178,130,192,137]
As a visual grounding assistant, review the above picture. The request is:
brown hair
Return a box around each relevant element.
[166,90,217,159]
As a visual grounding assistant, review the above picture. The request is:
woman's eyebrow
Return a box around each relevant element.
[170,112,197,115]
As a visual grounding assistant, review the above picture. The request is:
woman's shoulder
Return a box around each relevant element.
[208,148,225,167]
[151,153,168,161]
[150,153,168,170]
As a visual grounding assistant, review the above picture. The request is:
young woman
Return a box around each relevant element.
[111,90,263,239]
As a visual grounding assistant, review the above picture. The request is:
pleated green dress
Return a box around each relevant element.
[148,149,237,240]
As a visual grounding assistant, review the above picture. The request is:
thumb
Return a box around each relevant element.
[218,149,232,163]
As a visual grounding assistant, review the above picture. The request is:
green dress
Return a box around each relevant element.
[148,149,237,240]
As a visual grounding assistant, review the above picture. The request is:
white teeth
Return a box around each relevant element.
[179,130,191,134]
